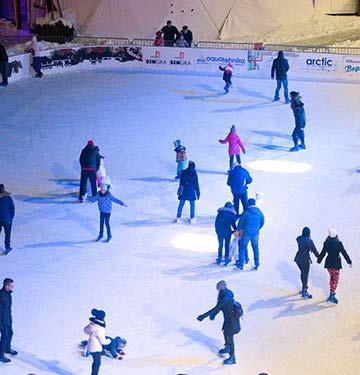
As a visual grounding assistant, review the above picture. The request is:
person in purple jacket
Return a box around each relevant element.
[88,184,127,243]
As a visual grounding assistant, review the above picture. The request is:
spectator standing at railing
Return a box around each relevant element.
[154,31,164,47]
[29,36,43,78]
[271,50,290,103]
[161,20,179,47]
[175,34,188,48]
[180,26,193,47]
[0,43,9,87]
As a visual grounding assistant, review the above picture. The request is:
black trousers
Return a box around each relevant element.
[217,233,231,259]
[91,352,101,375]
[79,170,97,199]
[0,326,13,356]
[223,332,235,356]
[0,61,9,84]
[99,212,111,237]
[292,126,305,146]
[296,261,310,289]
[32,56,43,76]
[0,221,12,249]
[232,192,248,215]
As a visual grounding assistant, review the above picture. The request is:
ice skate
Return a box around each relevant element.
[301,288,312,299]
[5,349,18,356]
[96,235,103,242]
[290,145,299,152]
[190,218,196,224]
[0,356,11,363]
[174,218,181,224]
[106,235,112,243]
[4,247,12,255]
[298,143,306,150]
[223,258,231,266]
[327,292,338,304]
[215,257,222,265]
[223,355,236,365]
[218,347,230,355]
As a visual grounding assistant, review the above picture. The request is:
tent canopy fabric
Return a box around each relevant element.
[59,0,315,41]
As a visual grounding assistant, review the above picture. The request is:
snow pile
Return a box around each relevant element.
[7,40,82,56]
[36,9,75,30]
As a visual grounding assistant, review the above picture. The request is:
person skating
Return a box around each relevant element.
[317,229,352,304]
[88,183,127,242]
[78,140,101,202]
[0,278,17,363]
[219,63,233,94]
[289,91,306,151]
[0,184,15,255]
[0,43,9,87]
[271,51,290,103]
[176,161,200,224]
[197,280,242,365]
[84,309,111,375]
[173,140,188,179]
[294,227,319,298]
[29,36,43,78]
[215,202,238,265]
[237,198,264,270]
[227,164,252,215]
[219,125,246,171]
[81,335,127,360]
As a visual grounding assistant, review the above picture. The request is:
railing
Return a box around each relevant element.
[196,41,256,50]
[264,43,360,55]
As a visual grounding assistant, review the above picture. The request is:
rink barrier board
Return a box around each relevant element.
[7,45,360,83]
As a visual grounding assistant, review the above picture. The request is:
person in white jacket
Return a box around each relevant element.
[84,309,111,375]
[30,36,43,78]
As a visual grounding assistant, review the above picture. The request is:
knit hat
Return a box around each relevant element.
[188,160,195,169]
[328,228,337,238]
[228,63,234,68]
[290,91,299,97]
[302,227,311,237]
[89,308,106,327]
[216,280,227,290]
[224,202,234,209]
[248,198,256,206]
[87,140,95,146]
[230,125,236,132]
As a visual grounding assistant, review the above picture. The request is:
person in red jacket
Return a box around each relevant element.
[219,125,246,171]
[153,31,164,47]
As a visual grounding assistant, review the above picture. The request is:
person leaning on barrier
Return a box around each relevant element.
[0,43,9,87]
[161,20,179,47]
[180,26,193,47]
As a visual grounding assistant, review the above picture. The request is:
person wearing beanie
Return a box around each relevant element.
[87,183,127,242]
[197,280,242,365]
[294,227,319,299]
[0,184,15,255]
[215,202,238,265]
[227,164,252,215]
[176,161,200,224]
[317,230,352,304]
[289,91,306,152]
[78,141,101,202]
[271,50,290,103]
[84,309,111,375]
[219,125,246,171]
[219,63,233,93]
[236,198,265,270]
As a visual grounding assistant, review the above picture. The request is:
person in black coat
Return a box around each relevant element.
[289,91,306,151]
[161,20,179,47]
[176,161,200,224]
[317,229,352,304]
[0,278,17,363]
[227,164,252,214]
[0,43,9,87]
[78,140,101,202]
[180,26,193,47]
[197,280,241,365]
[271,51,290,103]
[0,184,15,254]
[294,227,319,299]
[215,202,237,265]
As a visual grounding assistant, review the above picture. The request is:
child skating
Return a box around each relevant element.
[88,183,127,242]
[289,91,306,151]
[219,63,233,94]
[173,140,188,179]
[219,125,246,171]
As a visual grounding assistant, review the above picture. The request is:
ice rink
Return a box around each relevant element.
[0,70,359,375]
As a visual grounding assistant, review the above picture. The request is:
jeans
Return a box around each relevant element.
[91,352,101,375]
[79,170,97,199]
[0,221,12,249]
[32,56,43,76]
[224,80,232,92]
[292,126,305,146]
[296,261,310,290]
[223,332,235,356]
[229,154,241,170]
[0,326,13,356]
[274,79,289,101]
[238,234,259,268]
[177,200,195,219]
[232,192,248,215]
[99,212,111,237]
[217,233,231,259]
[0,61,9,84]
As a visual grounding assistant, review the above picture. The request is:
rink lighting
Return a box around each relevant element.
[172,233,214,253]
[247,160,312,174]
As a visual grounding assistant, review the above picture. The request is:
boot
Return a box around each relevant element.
[223,355,236,365]
[106,235,112,243]
[218,346,230,355]
[301,288,312,299]
[5,349,18,356]
[299,143,306,150]
[0,355,11,363]
[96,235,103,242]
[290,145,299,152]
[223,258,231,266]
[216,257,222,265]
[327,292,338,304]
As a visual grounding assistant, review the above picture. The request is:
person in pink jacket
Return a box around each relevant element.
[219,125,246,170]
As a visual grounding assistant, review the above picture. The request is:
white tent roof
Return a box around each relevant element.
[59,0,315,41]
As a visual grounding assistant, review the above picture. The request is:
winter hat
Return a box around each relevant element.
[302,227,311,237]
[230,125,236,132]
[188,160,196,169]
[328,228,337,238]
[216,280,227,290]
[290,91,299,97]
[227,63,234,68]
[248,198,256,206]
[87,140,95,147]
[224,202,234,209]
[89,308,106,327]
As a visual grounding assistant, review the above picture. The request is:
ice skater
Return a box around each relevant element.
[88,183,127,243]
[219,63,233,94]
[0,184,15,255]
[176,161,200,224]
[84,309,111,375]
[294,227,319,299]
[173,140,188,179]
[29,36,43,78]
[317,229,352,304]
[81,335,127,360]
[215,202,238,265]
[271,51,290,103]
[219,125,246,171]
[197,280,243,365]
[289,91,306,151]
[236,198,264,271]
[0,42,8,87]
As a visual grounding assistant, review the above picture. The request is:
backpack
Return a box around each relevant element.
[233,301,243,318]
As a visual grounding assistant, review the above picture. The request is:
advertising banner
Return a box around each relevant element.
[342,55,360,78]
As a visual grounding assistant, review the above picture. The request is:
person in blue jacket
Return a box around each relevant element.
[176,161,200,224]
[271,51,290,103]
[237,198,264,270]
[0,184,15,255]
[226,164,252,215]
[289,91,306,151]
[215,202,238,265]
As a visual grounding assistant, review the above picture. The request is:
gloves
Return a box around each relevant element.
[197,314,205,322]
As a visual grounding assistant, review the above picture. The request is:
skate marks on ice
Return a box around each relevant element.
[23,240,94,249]
[15,192,78,205]
[130,176,176,183]
[212,100,282,113]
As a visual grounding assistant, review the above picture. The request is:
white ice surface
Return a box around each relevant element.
[0,71,360,375]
